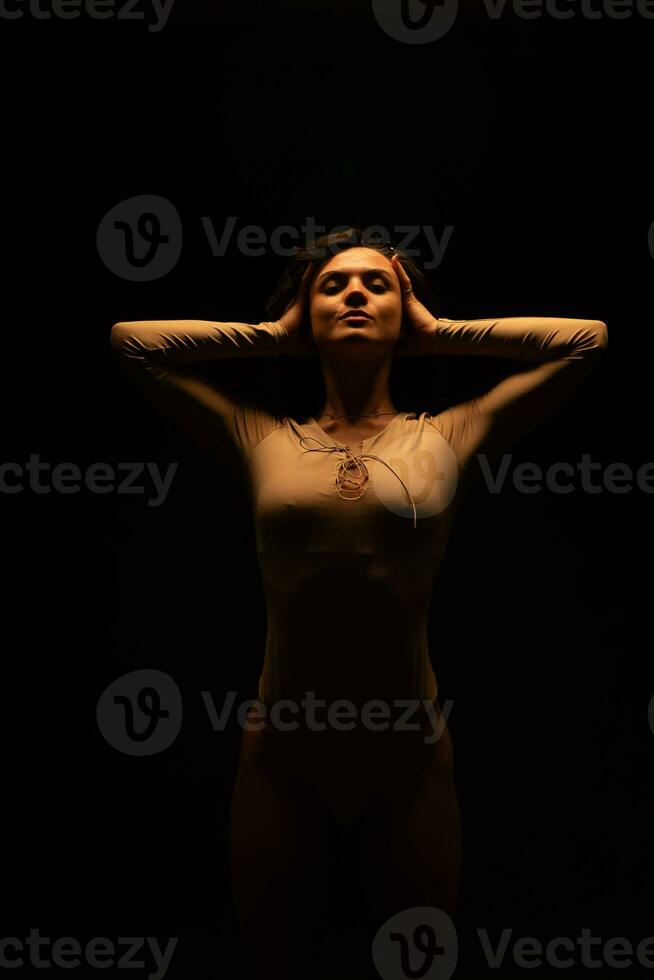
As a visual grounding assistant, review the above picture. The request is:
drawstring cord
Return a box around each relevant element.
[298,435,418,529]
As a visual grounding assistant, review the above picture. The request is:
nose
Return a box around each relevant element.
[343,280,368,306]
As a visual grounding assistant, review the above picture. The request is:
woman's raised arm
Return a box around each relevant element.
[110,318,287,464]
[428,315,609,479]
[110,267,315,464]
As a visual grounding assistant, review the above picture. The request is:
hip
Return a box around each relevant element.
[236,695,455,782]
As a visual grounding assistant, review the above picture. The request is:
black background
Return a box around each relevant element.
[2,1,652,977]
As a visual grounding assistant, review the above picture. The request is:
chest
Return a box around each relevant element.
[245,420,462,549]
[313,422,389,453]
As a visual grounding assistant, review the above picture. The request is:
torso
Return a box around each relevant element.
[245,409,463,720]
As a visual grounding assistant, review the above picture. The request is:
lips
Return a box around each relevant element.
[339,311,372,319]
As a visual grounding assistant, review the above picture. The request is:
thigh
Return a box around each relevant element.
[357,718,463,938]
[228,719,337,977]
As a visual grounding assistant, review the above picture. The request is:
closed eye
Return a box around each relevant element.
[323,280,387,294]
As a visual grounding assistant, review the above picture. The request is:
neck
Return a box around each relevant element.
[318,354,396,421]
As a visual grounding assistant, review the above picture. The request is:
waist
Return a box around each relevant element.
[247,692,443,741]
[237,695,454,783]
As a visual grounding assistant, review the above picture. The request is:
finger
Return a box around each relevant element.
[285,265,312,314]
[392,256,413,297]
[392,254,409,286]
[300,262,315,290]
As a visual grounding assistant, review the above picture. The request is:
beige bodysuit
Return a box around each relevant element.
[110,315,607,717]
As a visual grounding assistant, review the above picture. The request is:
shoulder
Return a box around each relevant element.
[232,401,285,462]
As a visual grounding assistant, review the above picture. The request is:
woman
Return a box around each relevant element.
[110,227,608,979]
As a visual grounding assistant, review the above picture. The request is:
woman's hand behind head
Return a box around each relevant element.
[276,262,318,358]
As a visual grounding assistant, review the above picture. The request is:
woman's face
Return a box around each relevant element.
[308,247,403,357]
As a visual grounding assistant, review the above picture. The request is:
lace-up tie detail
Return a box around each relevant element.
[299,435,418,529]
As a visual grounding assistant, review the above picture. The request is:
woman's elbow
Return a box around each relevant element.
[593,320,609,350]
[110,321,138,357]
[578,320,608,356]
